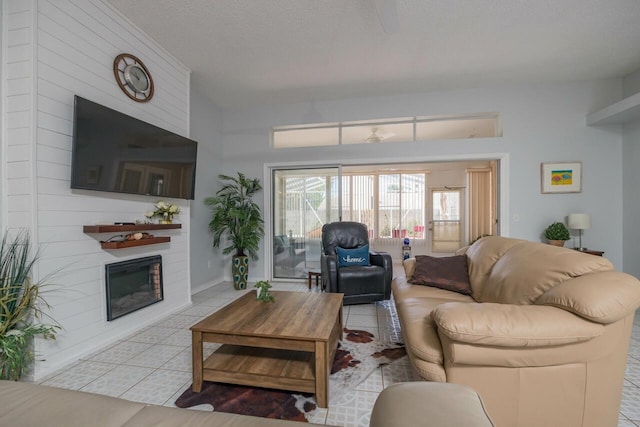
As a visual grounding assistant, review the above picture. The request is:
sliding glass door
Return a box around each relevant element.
[271,160,498,279]
[272,168,340,279]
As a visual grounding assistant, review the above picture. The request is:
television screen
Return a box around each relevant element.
[71,96,197,200]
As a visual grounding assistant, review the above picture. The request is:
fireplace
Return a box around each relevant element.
[105,255,163,321]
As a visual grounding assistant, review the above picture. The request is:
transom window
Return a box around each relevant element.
[273,113,501,149]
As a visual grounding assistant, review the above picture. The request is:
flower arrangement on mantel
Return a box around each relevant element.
[145,201,180,224]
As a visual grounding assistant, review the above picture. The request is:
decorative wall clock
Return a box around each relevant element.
[113,53,154,102]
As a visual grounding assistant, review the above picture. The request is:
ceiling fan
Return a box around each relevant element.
[365,128,395,143]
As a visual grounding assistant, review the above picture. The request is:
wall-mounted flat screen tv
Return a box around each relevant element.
[71,96,197,200]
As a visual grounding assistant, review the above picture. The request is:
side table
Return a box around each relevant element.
[308,270,322,290]
[574,248,604,256]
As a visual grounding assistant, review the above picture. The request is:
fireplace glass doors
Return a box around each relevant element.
[105,255,163,321]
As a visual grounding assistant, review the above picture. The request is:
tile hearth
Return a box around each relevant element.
[40,281,640,427]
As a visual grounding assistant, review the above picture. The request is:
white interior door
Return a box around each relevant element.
[429,188,464,253]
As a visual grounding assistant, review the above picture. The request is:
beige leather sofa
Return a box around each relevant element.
[0,379,494,426]
[393,236,640,427]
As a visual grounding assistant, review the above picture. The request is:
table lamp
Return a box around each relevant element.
[567,213,591,251]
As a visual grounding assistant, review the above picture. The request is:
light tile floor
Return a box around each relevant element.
[39,281,640,427]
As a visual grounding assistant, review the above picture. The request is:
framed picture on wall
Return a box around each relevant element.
[540,162,582,193]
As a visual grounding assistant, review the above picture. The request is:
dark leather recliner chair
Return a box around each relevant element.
[321,221,393,305]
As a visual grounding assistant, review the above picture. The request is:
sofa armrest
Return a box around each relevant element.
[432,302,603,347]
[402,257,416,279]
[536,271,640,324]
[370,251,393,299]
[321,253,338,292]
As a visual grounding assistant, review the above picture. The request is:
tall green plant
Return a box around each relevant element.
[205,173,264,260]
[0,231,58,380]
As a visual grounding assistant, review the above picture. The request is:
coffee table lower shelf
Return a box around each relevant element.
[202,344,317,394]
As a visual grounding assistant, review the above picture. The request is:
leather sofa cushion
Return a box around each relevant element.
[409,255,471,295]
[394,276,474,303]
[394,297,448,365]
[432,302,603,347]
[536,271,640,323]
[465,236,526,299]
[479,241,613,304]
[0,380,146,427]
[126,405,316,427]
[0,380,326,427]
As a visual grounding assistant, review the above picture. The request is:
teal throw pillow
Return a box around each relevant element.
[336,245,370,267]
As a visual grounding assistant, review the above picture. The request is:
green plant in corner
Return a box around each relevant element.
[544,221,570,244]
[205,173,264,290]
[0,231,59,381]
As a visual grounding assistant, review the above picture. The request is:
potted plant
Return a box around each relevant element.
[544,221,570,247]
[205,173,264,290]
[0,231,58,380]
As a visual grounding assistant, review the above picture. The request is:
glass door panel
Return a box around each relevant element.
[341,175,375,238]
[378,174,400,238]
[430,188,463,253]
[272,168,340,278]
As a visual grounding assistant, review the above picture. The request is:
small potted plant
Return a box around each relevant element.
[254,280,275,302]
[544,222,570,247]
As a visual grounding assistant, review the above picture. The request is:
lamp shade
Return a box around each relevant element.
[568,213,591,230]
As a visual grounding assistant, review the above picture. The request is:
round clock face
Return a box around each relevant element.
[113,53,154,102]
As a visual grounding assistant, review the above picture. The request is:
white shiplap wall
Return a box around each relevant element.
[4,0,36,233]
[3,0,193,379]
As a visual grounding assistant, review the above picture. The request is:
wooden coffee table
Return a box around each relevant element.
[190,290,343,407]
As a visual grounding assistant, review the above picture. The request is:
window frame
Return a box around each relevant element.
[272,113,501,149]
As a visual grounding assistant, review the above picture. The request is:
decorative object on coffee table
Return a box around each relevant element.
[254,280,275,302]
[205,173,264,290]
[543,221,570,246]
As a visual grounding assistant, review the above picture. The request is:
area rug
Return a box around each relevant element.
[174,328,406,422]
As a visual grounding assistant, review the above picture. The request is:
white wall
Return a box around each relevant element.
[623,120,640,278]
[0,0,5,230]
[622,70,640,279]
[220,79,626,279]
[189,83,225,291]
[1,0,192,379]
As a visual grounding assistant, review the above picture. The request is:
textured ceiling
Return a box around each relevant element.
[107,0,640,109]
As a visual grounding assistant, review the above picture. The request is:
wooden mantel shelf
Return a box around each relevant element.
[83,223,182,233]
[99,237,171,250]
[83,223,181,250]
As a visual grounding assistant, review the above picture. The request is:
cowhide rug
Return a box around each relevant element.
[174,328,406,422]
